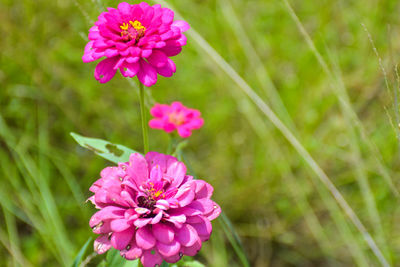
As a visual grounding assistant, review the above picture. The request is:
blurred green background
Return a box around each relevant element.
[1,0,400,266]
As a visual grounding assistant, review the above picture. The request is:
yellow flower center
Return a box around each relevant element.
[120,20,146,42]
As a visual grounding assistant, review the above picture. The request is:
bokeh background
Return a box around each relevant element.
[1,0,400,266]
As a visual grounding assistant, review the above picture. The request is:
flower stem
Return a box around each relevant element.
[139,83,149,154]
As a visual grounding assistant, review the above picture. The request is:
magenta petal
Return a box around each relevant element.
[171,20,190,32]
[206,202,221,221]
[136,226,156,250]
[181,238,202,256]
[177,126,192,138]
[94,235,112,254]
[140,249,163,267]
[157,58,176,77]
[94,57,119,83]
[111,228,134,250]
[120,240,143,260]
[126,153,149,188]
[176,224,199,247]
[164,253,182,263]
[134,217,152,228]
[194,180,214,199]
[149,119,164,129]
[147,50,168,68]
[110,219,131,232]
[89,206,125,228]
[152,223,174,244]
[151,211,163,224]
[150,165,163,180]
[167,162,186,188]
[191,218,212,241]
[156,239,181,257]
[137,59,158,87]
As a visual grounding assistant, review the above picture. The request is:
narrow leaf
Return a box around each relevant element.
[71,237,92,267]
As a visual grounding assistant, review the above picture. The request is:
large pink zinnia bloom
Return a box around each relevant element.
[88,152,220,267]
[82,2,189,86]
[149,102,204,138]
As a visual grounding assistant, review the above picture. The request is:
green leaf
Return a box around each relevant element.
[71,237,92,267]
[71,132,139,164]
[104,248,139,267]
[180,261,205,267]
[160,261,169,267]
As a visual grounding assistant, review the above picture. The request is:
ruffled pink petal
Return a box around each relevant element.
[140,249,163,267]
[126,153,149,188]
[181,238,202,256]
[94,57,119,83]
[156,58,176,77]
[166,162,187,188]
[175,224,199,247]
[111,228,135,250]
[110,218,131,232]
[120,240,143,260]
[194,180,214,199]
[177,126,192,138]
[171,20,190,32]
[156,239,181,257]
[149,119,164,129]
[136,226,156,250]
[152,223,174,244]
[147,50,168,68]
[137,59,158,87]
[94,235,112,254]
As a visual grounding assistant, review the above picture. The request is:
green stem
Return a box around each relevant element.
[139,83,149,154]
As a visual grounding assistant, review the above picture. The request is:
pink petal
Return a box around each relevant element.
[137,59,158,87]
[181,238,202,256]
[194,180,214,199]
[120,240,143,260]
[156,239,181,257]
[111,228,134,250]
[167,162,187,188]
[151,211,163,224]
[156,58,176,77]
[147,50,168,68]
[94,57,119,83]
[176,224,199,247]
[110,218,131,232]
[152,223,174,244]
[134,217,152,228]
[94,235,112,254]
[126,153,149,188]
[136,226,156,250]
[191,218,212,241]
[177,126,192,138]
[205,202,221,221]
[150,165,163,180]
[172,20,190,32]
[140,249,163,267]
[149,119,164,129]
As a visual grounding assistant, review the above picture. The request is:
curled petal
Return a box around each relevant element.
[94,57,119,83]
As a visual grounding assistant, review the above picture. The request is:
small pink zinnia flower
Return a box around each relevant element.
[149,102,204,138]
[88,152,220,267]
[82,2,190,86]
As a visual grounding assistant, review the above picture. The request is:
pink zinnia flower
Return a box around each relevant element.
[149,102,204,138]
[88,152,221,267]
[82,2,190,86]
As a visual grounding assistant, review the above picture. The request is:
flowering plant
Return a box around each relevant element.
[74,2,225,266]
